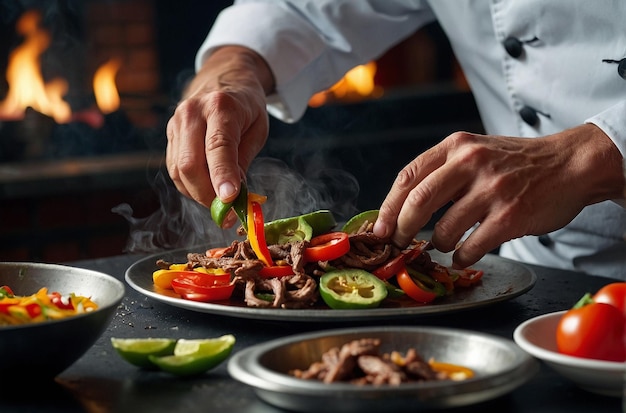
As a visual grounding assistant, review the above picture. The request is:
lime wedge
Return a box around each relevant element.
[111,337,177,368]
[148,334,236,376]
[341,210,379,234]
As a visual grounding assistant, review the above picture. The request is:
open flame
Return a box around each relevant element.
[309,62,382,107]
[0,10,121,125]
[0,10,71,123]
[93,58,121,114]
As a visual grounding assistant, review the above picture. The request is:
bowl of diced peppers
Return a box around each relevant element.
[0,262,125,380]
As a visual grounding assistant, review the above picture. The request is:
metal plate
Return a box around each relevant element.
[228,326,539,412]
[125,245,536,322]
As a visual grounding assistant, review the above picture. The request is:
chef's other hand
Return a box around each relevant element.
[166,46,275,218]
[373,124,625,269]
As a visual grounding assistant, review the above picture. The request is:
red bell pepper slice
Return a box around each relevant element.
[428,264,455,292]
[49,291,74,310]
[258,265,295,278]
[24,302,42,318]
[372,240,430,280]
[205,247,229,258]
[303,232,350,262]
[0,285,14,297]
[247,200,274,267]
[171,272,235,302]
[396,267,443,304]
[372,254,406,280]
[451,268,484,287]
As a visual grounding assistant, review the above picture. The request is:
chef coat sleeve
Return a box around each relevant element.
[585,101,626,206]
[194,0,436,123]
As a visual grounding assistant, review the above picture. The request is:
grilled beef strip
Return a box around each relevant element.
[290,338,449,385]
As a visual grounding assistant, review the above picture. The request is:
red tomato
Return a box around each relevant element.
[556,299,625,362]
[171,272,235,302]
[304,232,350,262]
[258,265,295,278]
[396,267,439,304]
[592,282,626,313]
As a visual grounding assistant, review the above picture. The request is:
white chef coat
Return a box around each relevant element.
[197,0,626,279]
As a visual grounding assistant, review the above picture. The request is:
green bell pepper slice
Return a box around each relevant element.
[319,269,388,309]
[210,181,249,228]
[264,210,336,245]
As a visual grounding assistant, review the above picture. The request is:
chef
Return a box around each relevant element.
[165,0,626,279]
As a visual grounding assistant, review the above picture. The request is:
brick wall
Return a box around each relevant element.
[84,0,163,129]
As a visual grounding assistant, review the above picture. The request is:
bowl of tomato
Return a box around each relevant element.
[513,310,625,397]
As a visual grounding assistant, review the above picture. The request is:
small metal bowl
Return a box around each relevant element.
[0,262,124,380]
[228,326,538,412]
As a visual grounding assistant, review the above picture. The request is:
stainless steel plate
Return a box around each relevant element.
[125,245,536,322]
[228,326,539,412]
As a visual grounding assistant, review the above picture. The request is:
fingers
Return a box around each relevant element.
[167,90,267,210]
[203,94,246,203]
[374,131,518,267]
[374,139,464,248]
[166,99,217,209]
[450,213,515,269]
[373,144,442,242]
[165,46,273,210]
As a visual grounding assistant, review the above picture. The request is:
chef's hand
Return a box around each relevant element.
[166,46,275,224]
[373,124,625,268]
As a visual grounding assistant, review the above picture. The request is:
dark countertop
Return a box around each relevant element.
[10,253,623,413]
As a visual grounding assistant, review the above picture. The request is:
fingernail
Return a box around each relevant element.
[218,182,236,200]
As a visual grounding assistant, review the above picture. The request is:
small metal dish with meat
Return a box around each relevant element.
[0,262,125,381]
[228,326,538,412]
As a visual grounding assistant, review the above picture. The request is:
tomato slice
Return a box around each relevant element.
[304,232,350,262]
[258,265,295,278]
[396,267,445,304]
[171,272,235,302]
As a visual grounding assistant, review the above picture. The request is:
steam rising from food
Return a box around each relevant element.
[113,157,360,254]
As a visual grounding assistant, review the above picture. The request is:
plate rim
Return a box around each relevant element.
[125,245,537,322]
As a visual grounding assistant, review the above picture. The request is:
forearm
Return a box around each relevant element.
[184,46,275,100]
